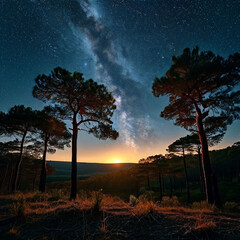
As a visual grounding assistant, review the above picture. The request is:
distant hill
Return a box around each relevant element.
[47,161,135,182]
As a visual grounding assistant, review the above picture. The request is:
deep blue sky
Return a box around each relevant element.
[0,0,240,162]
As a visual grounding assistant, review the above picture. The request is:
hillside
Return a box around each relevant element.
[47,161,135,182]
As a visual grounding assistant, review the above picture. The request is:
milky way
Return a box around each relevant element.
[1,0,240,159]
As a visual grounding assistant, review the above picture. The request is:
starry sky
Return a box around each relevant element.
[1,0,240,163]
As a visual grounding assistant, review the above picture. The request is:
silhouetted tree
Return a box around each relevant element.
[152,47,240,204]
[0,140,19,192]
[167,137,192,203]
[33,67,119,199]
[0,105,38,192]
[144,154,166,200]
[178,134,205,195]
[35,107,71,192]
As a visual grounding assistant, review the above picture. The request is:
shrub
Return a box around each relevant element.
[223,201,240,213]
[139,191,155,203]
[129,195,139,206]
[161,196,180,207]
[192,201,216,211]
[133,201,158,216]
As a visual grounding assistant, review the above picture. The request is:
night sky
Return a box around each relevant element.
[1,0,240,162]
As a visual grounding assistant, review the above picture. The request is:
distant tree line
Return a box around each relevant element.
[132,141,240,204]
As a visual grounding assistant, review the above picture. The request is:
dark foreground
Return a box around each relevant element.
[0,194,240,240]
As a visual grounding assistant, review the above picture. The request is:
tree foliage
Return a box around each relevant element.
[152,46,240,204]
[0,105,39,192]
[33,67,119,199]
[152,46,240,136]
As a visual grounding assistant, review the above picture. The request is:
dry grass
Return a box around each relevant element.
[132,201,159,216]
[2,193,216,218]
[1,193,240,240]
[182,213,217,239]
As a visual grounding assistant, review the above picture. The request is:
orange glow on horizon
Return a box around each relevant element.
[112,158,121,164]
[47,138,235,164]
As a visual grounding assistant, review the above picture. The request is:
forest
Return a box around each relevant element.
[0,47,240,239]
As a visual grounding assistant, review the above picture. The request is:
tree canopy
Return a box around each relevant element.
[33,67,119,199]
[152,46,240,135]
[152,47,240,204]
[33,67,119,140]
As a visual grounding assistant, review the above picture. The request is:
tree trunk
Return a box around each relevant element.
[182,148,190,203]
[0,164,9,193]
[70,113,78,200]
[196,110,218,204]
[33,170,38,191]
[12,131,27,193]
[8,165,14,193]
[39,133,49,192]
[237,159,240,183]
[147,173,150,190]
[211,173,220,206]
[198,147,205,196]
[169,176,173,198]
[158,169,163,201]
[162,177,165,192]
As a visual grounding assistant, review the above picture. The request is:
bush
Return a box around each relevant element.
[129,195,139,206]
[192,201,216,211]
[139,191,155,203]
[133,201,158,216]
[223,201,240,213]
[161,196,180,207]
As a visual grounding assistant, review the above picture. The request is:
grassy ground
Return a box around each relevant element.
[0,192,240,240]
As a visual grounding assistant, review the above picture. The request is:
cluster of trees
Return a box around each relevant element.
[1,47,240,206]
[132,141,240,203]
[0,149,55,193]
[0,106,71,194]
[152,46,240,204]
[0,68,119,199]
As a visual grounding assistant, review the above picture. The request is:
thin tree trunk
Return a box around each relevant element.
[70,113,78,200]
[211,173,220,206]
[196,109,219,204]
[8,164,14,193]
[39,133,49,192]
[12,131,27,193]
[198,147,205,196]
[169,176,173,198]
[162,177,165,192]
[33,170,38,191]
[182,148,190,203]
[158,169,163,201]
[0,164,9,193]
[147,173,150,190]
